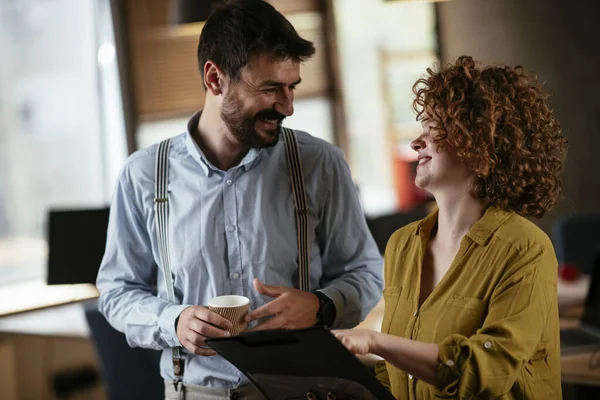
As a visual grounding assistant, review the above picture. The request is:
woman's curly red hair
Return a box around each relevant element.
[413,56,568,218]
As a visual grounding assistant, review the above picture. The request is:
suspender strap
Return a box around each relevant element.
[282,127,310,292]
[154,138,184,380]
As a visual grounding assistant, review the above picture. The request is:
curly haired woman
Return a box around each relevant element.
[333,56,568,399]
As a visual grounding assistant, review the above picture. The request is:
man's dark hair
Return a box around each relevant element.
[197,0,315,83]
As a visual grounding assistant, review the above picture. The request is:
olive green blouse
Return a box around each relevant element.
[375,206,561,399]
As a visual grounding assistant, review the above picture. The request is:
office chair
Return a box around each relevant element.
[84,300,164,400]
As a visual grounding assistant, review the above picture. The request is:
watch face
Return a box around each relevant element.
[316,292,336,327]
[322,301,335,326]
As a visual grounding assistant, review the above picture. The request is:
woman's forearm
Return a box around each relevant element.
[371,332,440,384]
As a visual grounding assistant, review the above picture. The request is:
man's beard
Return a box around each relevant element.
[221,90,285,149]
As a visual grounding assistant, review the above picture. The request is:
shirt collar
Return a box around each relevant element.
[184,110,264,176]
[415,204,514,246]
[466,205,514,245]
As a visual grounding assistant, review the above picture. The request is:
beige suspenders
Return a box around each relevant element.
[282,127,311,293]
[154,128,310,385]
[154,138,186,384]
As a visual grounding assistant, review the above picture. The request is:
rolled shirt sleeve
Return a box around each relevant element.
[433,249,557,398]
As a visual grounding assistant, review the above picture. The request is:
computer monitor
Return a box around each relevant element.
[581,249,600,328]
[47,207,110,285]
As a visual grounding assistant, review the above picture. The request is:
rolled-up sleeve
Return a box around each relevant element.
[317,148,384,329]
[96,166,185,350]
[433,250,557,398]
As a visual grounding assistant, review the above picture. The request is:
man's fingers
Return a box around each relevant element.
[245,299,282,322]
[194,307,233,330]
[189,343,217,357]
[253,278,287,298]
[189,320,230,338]
[195,348,217,356]
[247,315,285,331]
[186,332,208,347]
[184,337,218,356]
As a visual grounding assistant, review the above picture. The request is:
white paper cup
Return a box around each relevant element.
[208,295,250,336]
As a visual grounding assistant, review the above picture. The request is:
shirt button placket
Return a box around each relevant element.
[223,173,242,295]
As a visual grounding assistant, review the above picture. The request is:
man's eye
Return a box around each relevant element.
[262,87,277,93]
[289,85,297,91]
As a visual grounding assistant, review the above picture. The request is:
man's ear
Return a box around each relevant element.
[203,60,224,96]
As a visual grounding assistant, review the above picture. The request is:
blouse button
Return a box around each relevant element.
[484,340,493,350]
[446,359,455,367]
[408,374,413,380]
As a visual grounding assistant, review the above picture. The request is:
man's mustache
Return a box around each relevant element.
[255,109,286,122]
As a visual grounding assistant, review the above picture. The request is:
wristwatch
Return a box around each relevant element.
[314,291,336,328]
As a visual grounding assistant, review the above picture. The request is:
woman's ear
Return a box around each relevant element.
[203,60,224,96]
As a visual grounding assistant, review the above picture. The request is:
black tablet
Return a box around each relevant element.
[206,327,394,400]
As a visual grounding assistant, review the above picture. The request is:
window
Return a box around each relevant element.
[333,0,438,215]
[0,0,127,287]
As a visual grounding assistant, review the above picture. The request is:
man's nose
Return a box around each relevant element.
[275,88,294,117]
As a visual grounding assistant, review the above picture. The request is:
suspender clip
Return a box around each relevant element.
[154,197,168,203]
[173,357,184,378]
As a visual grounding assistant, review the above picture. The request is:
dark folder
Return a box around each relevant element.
[206,327,395,400]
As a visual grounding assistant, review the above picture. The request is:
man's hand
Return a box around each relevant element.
[176,305,233,356]
[332,329,378,355]
[245,278,320,331]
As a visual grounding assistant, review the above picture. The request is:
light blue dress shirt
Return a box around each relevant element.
[96,112,384,388]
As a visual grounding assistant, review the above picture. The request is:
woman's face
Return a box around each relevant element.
[410,120,474,194]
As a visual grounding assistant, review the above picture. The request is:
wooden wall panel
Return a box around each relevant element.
[124,0,330,120]
[2,333,105,400]
[130,33,205,119]
[267,0,322,14]
[0,340,18,400]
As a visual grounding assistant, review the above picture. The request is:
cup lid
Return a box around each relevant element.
[208,295,250,308]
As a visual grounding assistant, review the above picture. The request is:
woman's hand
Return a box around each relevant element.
[332,329,378,355]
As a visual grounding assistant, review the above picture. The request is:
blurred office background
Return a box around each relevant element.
[0,0,599,399]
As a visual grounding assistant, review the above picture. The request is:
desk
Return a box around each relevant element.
[560,318,600,386]
[0,302,90,338]
[558,275,591,310]
[0,280,99,317]
[0,302,103,400]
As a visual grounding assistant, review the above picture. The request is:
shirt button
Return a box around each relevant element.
[446,359,455,367]
[226,179,233,185]
[231,273,240,279]
[408,374,413,380]
[484,340,493,350]
[227,225,236,232]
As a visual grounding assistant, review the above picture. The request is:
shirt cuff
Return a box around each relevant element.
[158,304,189,348]
[317,287,344,326]
[434,334,469,398]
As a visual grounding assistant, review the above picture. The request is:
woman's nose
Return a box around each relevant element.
[411,136,425,151]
